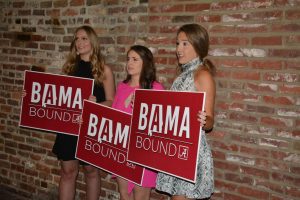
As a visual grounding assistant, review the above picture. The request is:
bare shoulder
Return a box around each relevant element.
[194,67,215,86]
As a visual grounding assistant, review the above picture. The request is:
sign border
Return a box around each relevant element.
[75,100,145,186]
[19,70,95,136]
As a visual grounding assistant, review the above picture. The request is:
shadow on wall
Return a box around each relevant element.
[31,65,46,72]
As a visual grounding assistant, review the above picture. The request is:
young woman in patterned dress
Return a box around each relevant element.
[156,23,216,200]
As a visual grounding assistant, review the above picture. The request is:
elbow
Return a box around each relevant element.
[204,126,214,133]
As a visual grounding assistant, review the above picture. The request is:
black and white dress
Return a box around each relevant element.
[155,57,214,199]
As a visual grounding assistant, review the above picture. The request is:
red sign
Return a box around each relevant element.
[127,89,205,183]
[19,70,94,136]
[76,100,144,185]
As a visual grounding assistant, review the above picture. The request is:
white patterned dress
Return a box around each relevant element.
[155,57,214,199]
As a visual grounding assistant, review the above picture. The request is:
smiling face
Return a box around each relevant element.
[75,29,93,61]
[176,31,198,65]
[126,50,143,79]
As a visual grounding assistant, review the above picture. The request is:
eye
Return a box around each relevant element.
[176,41,180,46]
[183,41,189,46]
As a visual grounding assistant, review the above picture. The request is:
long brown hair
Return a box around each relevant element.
[177,23,216,75]
[62,25,105,84]
[123,45,157,89]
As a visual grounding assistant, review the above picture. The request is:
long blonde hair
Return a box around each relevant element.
[62,25,105,84]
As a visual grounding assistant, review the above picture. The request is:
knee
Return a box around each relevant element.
[84,166,99,179]
[61,166,78,180]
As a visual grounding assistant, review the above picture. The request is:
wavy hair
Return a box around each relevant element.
[62,25,105,84]
[123,45,157,89]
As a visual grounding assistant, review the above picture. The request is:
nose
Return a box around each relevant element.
[76,38,84,46]
[176,43,182,52]
[127,58,133,65]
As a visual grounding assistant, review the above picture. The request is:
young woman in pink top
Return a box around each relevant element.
[112,45,164,200]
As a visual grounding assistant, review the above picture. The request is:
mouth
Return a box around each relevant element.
[77,45,86,50]
[177,53,183,58]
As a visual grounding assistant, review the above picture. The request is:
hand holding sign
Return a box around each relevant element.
[197,110,207,127]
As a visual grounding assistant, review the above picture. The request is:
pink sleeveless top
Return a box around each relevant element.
[112,81,164,193]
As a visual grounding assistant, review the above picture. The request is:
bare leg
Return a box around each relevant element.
[116,177,132,200]
[59,160,79,200]
[171,195,196,200]
[83,165,101,200]
[133,185,152,200]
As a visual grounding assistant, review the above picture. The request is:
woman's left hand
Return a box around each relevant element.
[197,110,207,127]
[77,115,83,125]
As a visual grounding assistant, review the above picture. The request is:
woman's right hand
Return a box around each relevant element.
[130,93,135,108]
[22,90,27,98]
[88,95,96,102]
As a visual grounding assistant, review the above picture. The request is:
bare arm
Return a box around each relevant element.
[194,69,216,131]
[101,65,115,107]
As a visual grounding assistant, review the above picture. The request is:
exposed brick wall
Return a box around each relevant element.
[0,0,299,200]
